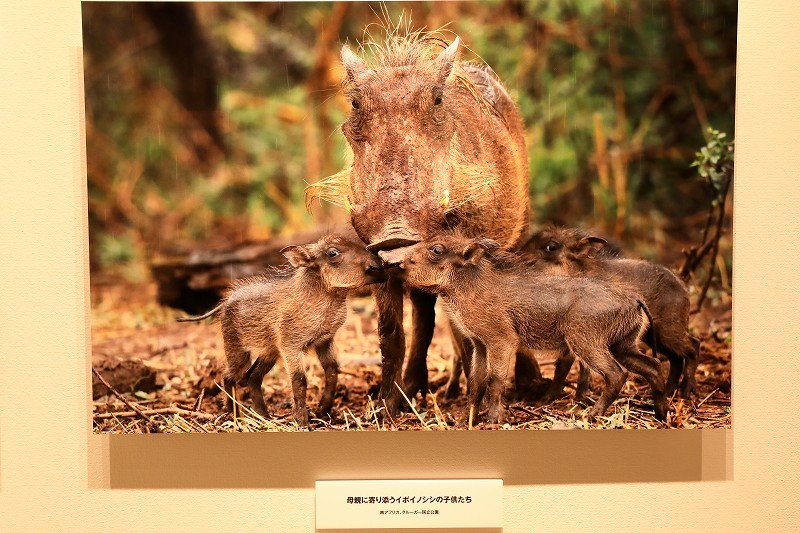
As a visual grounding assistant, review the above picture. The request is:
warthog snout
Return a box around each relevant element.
[377,248,410,269]
[365,257,389,281]
[366,227,423,252]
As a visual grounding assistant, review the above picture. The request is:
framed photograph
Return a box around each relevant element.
[15,0,800,531]
[82,0,733,487]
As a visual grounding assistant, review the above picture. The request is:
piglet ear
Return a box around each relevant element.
[462,242,485,265]
[577,236,607,258]
[476,238,501,252]
[341,44,367,82]
[281,245,314,268]
[436,36,460,83]
[462,238,498,265]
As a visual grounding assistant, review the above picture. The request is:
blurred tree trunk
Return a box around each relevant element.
[141,2,226,165]
[305,2,350,182]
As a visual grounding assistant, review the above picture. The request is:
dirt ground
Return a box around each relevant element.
[91,279,732,433]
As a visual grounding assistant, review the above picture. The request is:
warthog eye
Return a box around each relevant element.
[351,99,360,110]
[429,244,445,261]
[544,241,561,253]
[432,86,444,107]
[326,248,341,259]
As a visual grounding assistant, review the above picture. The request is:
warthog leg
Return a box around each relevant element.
[314,338,339,416]
[577,346,627,419]
[514,346,543,396]
[575,362,592,401]
[447,332,541,400]
[484,341,516,424]
[245,354,277,417]
[282,347,309,426]
[679,335,701,398]
[373,276,406,417]
[466,339,489,426]
[444,322,472,398]
[537,349,574,405]
[403,289,437,403]
[614,346,668,421]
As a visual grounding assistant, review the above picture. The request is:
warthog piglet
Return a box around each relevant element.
[380,234,668,424]
[524,225,699,398]
[178,235,385,425]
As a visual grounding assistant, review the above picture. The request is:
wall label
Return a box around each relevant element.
[315,479,502,530]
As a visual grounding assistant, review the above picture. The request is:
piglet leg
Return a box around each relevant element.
[245,355,277,417]
[538,350,574,405]
[314,338,339,416]
[283,348,309,426]
[466,340,489,426]
[579,348,627,418]
[484,341,516,424]
[445,322,472,399]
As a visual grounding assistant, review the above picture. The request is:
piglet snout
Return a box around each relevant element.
[378,249,405,269]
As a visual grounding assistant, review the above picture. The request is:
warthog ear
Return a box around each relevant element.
[436,36,460,83]
[462,238,499,265]
[281,245,314,268]
[577,236,607,258]
[341,44,367,82]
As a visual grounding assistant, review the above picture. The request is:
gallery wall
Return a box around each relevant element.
[1,0,799,531]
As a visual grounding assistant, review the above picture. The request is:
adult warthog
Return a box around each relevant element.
[308,30,531,415]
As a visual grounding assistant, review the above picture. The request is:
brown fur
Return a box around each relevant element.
[523,225,699,397]
[380,235,668,424]
[306,27,531,414]
[177,235,385,425]
[338,33,528,249]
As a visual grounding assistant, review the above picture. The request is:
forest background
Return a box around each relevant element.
[83,1,737,284]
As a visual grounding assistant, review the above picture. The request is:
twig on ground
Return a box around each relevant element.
[346,407,363,430]
[510,404,545,418]
[696,388,718,408]
[185,415,211,433]
[367,396,383,430]
[94,398,158,406]
[109,412,129,433]
[94,406,216,420]
[395,382,431,430]
[193,388,205,412]
[429,393,449,429]
[381,399,397,430]
[92,367,158,429]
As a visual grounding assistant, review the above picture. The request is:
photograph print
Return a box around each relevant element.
[85,1,735,433]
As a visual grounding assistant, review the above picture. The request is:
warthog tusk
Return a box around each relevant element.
[343,195,353,213]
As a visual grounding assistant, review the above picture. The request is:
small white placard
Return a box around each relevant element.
[315,479,502,530]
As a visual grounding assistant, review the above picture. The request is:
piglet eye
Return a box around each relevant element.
[434,95,443,106]
[544,241,560,253]
[351,99,360,110]
[326,248,341,258]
